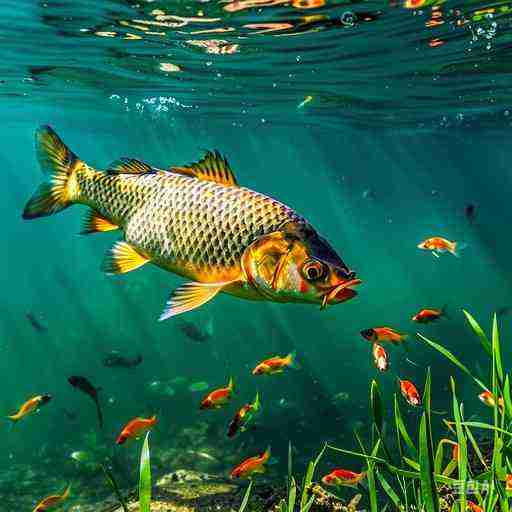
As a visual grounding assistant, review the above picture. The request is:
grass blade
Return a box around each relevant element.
[139,432,151,512]
[418,334,486,391]
[238,481,253,512]
[288,476,297,512]
[418,412,439,512]
[450,378,467,511]
[463,310,492,357]
[375,469,401,508]
[394,394,418,460]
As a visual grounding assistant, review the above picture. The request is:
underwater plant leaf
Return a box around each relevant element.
[101,464,129,512]
[450,377,468,511]
[287,441,293,500]
[492,314,504,386]
[394,394,418,460]
[403,457,420,471]
[370,379,383,433]
[326,444,386,464]
[375,470,401,508]
[418,412,439,512]
[464,424,489,471]
[503,374,512,421]
[238,481,253,512]
[367,441,380,512]
[300,444,326,511]
[463,309,492,357]
[457,421,512,437]
[288,476,297,512]
[441,459,457,477]
[418,333,487,390]
[300,495,315,512]
[139,432,151,512]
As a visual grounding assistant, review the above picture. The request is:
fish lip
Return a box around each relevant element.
[325,278,362,303]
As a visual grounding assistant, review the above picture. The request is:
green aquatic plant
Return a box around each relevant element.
[238,481,253,512]
[100,463,129,512]
[139,432,152,512]
[327,311,512,511]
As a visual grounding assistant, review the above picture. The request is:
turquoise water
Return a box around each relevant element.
[2,0,512,510]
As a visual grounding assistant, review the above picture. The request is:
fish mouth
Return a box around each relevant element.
[320,278,362,309]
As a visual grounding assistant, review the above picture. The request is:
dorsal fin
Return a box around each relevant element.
[107,158,154,175]
[171,151,239,187]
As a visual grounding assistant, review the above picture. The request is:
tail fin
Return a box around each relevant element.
[286,351,301,370]
[451,241,467,258]
[61,485,71,500]
[262,446,271,462]
[22,126,80,219]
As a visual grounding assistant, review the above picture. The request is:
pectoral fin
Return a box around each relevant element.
[81,209,119,234]
[159,281,234,320]
[102,241,150,275]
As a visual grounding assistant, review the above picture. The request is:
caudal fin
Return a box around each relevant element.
[450,242,467,258]
[22,126,80,219]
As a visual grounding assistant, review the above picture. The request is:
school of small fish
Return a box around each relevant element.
[14,126,507,508]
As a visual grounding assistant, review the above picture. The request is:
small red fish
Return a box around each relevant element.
[467,501,483,512]
[478,390,504,410]
[417,237,465,257]
[399,379,421,407]
[8,394,52,422]
[506,474,512,491]
[360,327,408,345]
[321,469,367,488]
[200,377,235,409]
[412,307,445,324]
[372,343,389,372]
[116,415,157,445]
[227,392,260,438]
[33,485,70,512]
[451,442,459,460]
[252,352,298,375]
[230,447,270,479]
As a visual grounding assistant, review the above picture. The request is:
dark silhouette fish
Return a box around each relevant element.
[465,203,476,223]
[26,312,47,333]
[178,319,212,343]
[68,376,103,429]
[103,351,143,369]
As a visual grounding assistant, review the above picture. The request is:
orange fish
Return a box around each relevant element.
[399,379,421,407]
[478,390,504,410]
[412,307,446,323]
[467,502,483,512]
[452,442,459,460]
[360,327,408,345]
[33,485,70,512]
[200,377,235,409]
[227,392,260,438]
[506,474,512,491]
[230,447,271,479]
[116,415,157,445]
[321,469,367,487]
[417,237,465,257]
[252,352,298,375]
[372,343,389,372]
[7,394,52,422]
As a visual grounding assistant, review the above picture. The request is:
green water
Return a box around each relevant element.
[2,1,512,510]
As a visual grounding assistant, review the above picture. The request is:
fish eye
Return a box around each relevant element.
[302,259,325,281]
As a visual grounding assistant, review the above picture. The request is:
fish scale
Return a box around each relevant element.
[75,165,301,278]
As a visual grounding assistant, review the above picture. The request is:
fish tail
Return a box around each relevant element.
[287,350,301,370]
[7,414,20,423]
[450,241,467,257]
[263,445,271,462]
[62,485,71,500]
[22,126,82,219]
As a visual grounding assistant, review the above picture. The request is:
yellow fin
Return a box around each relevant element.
[107,158,154,175]
[171,151,238,187]
[102,241,150,275]
[23,126,80,219]
[159,281,233,320]
[81,209,119,234]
